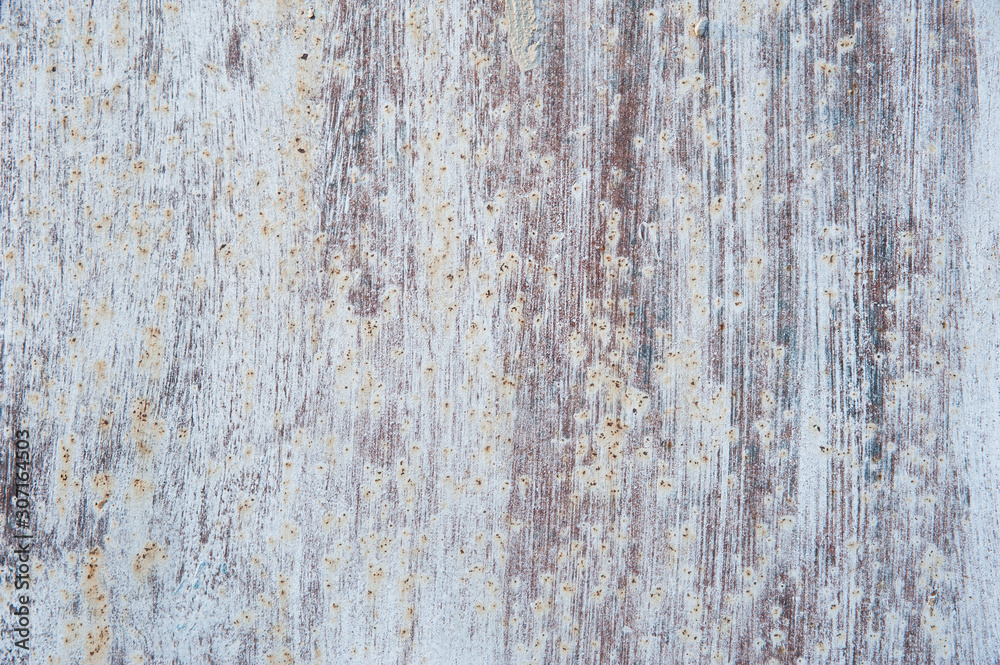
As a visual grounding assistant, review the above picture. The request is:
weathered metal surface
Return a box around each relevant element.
[2,0,999,662]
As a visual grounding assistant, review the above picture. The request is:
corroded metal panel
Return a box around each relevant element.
[2,0,999,662]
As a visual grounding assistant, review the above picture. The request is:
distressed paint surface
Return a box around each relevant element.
[2,0,999,663]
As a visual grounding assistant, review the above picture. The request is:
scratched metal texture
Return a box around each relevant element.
[2,0,999,663]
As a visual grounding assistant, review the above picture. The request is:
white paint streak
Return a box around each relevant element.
[505,0,540,72]
[958,1,1000,660]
